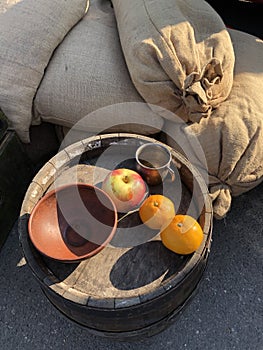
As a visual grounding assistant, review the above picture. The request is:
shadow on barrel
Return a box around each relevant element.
[109,241,191,290]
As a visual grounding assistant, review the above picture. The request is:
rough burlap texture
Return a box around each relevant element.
[165,29,263,219]
[111,0,235,123]
[0,0,89,143]
[34,0,164,136]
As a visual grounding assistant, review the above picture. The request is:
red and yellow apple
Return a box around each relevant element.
[102,168,147,212]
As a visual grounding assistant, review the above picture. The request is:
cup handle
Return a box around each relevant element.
[167,166,175,183]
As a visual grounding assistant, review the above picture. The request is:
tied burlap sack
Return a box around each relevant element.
[111,0,235,123]
[165,29,263,219]
[0,0,89,143]
[34,0,164,136]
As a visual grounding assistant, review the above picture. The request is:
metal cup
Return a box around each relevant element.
[135,143,175,186]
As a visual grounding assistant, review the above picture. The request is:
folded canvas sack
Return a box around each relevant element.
[165,29,263,219]
[0,0,89,143]
[34,0,164,137]
[111,0,235,123]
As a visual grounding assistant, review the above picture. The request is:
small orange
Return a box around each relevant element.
[139,194,175,230]
[160,214,204,255]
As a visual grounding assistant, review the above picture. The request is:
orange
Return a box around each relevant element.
[160,214,204,255]
[139,194,175,230]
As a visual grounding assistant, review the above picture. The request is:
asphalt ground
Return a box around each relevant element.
[0,180,262,350]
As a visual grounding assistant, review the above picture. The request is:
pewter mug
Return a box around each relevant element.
[135,143,175,186]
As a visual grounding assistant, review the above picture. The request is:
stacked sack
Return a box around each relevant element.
[111,0,235,123]
[0,0,164,143]
[0,0,89,142]
[33,0,164,140]
[165,29,263,218]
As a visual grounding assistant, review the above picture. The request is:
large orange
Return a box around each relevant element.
[160,214,204,255]
[139,194,175,230]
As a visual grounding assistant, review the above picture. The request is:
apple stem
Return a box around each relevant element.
[154,201,159,207]
[123,175,129,183]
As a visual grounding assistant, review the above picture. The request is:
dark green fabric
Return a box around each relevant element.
[0,110,8,142]
[0,131,33,249]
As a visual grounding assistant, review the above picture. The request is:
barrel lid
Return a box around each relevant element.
[19,134,213,308]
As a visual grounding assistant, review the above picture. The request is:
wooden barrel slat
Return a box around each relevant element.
[19,133,213,340]
[87,297,115,309]
[63,288,89,305]
[20,182,44,216]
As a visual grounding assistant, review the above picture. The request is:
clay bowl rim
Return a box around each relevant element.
[28,183,118,262]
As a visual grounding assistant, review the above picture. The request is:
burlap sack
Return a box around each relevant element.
[165,29,263,219]
[0,0,89,143]
[34,0,164,136]
[111,0,235,123]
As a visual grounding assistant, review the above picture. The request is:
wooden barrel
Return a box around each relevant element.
[19,133,213,341]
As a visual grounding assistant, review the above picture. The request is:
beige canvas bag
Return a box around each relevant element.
[165,29,263,219]
[111,0,235,123]
[0,0,89,143]
[34,0,164,137]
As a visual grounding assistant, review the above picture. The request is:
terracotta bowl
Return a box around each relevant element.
[28,183,118,262]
